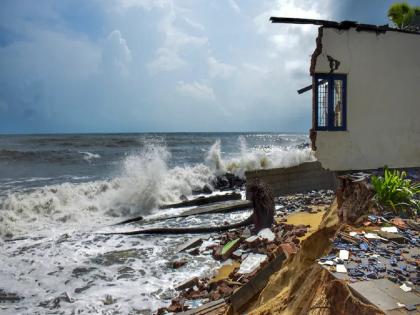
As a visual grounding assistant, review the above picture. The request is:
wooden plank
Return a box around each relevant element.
[176,299,226,315]
[230,252,286,313]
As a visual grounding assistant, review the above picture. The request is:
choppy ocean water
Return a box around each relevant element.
[0,133,313,314]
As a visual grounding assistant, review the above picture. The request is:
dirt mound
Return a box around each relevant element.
[245,199,384,315]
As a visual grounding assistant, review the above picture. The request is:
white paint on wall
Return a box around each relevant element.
[314,27,420,171]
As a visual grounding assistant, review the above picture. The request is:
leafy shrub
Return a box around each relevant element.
[371,168,420,217]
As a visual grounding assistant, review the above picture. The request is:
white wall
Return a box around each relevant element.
[314,27,420,171]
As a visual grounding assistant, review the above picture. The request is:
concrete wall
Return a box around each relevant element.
[245,161,337,198]
[314,27,420,171]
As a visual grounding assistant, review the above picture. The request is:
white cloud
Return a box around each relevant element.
[147,4,207,73]
[208,57,236,79]
[228,0,241,14]
[114,0,169,11]
[176,81,215,101]
[101,30,132,75]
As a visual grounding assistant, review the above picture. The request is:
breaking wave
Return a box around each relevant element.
[206,136,314,178]
[0,139,314,239]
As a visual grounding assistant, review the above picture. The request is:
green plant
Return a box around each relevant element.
[371,168,420,217]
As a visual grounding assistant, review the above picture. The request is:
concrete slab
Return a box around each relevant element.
[160,192,242,209]
[177,200,251,218]
[245,161,337,198]
[349,279,420,312]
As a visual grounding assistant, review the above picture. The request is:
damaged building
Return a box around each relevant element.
[273,17,420,171]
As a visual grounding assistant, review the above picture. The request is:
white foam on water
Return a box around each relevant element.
[79,151,101,162]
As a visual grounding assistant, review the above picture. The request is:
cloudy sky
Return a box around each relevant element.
[0,0,417,133]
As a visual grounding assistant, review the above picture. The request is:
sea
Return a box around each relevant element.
[0,133,314,314]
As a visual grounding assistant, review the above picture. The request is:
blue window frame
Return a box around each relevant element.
[314,74,347,131]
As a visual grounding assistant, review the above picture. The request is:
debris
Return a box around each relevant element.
[102,294,116,305]
[160,192,242,209]
[338,231,360,244]
[177,238,203,253]
[230,253,286,314]
[171,259,187,269]
[176,277,199,291]
[280,242,298,258]
[257,228,275,242]
[339,249,349,260]
[359,242,369,251]
[363,233,381,239]
[400,283,412,292]
[221,238,241,260]
[167,298,186,313]
[390,218,407,230]
[175,299,226,315]
[377,231,406,243]
[245,235,259,244]
[336,264,347,273]
[381,226,398,233]
[237,253,267,274]
[242,228,251,238]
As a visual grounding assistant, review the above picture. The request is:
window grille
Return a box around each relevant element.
[314,74,346,131]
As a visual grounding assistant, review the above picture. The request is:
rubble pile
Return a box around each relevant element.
[157,200,331,315]
[275,189,335,213]
[173,223,307,307]
[319,214,419,288]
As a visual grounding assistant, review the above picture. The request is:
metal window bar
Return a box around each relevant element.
[317,79,328,127]
[333,80,343,127]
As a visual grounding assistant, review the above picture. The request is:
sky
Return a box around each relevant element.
[0,0,418,133]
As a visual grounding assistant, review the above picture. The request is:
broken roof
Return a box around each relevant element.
[270,17,420,36]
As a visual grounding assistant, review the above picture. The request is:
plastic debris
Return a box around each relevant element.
[381,226,398,233]
[237,253,267,274]
[257,228,275,242]
[336,264,347,273]
[364,233,381,239]
[318,260,334,266]
[245,235,258,243]
[339,250,349,260]
[221,238,241,260]
[359,242,369,251]
[400,283,412,292]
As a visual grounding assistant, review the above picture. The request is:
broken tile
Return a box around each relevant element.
[336,264,347,273]
[339,250,349,260]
